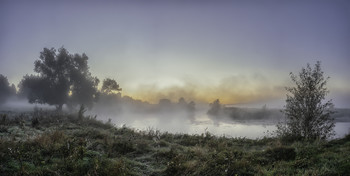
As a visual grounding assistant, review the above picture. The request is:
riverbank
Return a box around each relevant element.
[0,111,349,175]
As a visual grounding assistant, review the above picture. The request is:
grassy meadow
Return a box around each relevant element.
[0,110,349,176]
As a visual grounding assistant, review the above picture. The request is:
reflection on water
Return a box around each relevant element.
[101,110,350,139]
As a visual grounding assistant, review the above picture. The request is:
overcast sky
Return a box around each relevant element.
[1,0,349,107]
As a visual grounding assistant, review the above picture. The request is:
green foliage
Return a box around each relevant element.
[18,47,99,110]
[264,146,296,161]
[278,61,335,141]
[0,74,16,105]
[31,117,39,128]
[102,78,122,94]
[108,140,135,157]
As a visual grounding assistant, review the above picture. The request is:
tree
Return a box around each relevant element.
[101,78,122,94]
[0,74,16,105]
[68,53,100,109]
[177,97,187,106]
[19,74,51,104]
[207,99,222,116]
[19,47,99,110]
[277,61,335,140]
[187,101,196,112]
[177,97,195,112]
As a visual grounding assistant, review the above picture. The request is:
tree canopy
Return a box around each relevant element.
[19,47,99,110]
[207,99,222,116]
[0,74,16,105]
[278,61,335,140]
[101,78,122,94]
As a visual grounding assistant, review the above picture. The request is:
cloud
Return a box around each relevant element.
[124,73,286,105]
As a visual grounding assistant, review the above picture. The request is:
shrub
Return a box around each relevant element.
[278,61,335,140]
[264,146,296,161]
[31,117,39,128]
[108,140,135,157]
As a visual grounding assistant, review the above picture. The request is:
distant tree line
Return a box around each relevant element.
[1,47,195,114]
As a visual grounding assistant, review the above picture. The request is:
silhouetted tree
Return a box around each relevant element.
[207,99,222,116]
[19,47,99,110]
[177,97,186,106]
[159,99,172,105]
[157,98,172,112]
[277,61,335,140]
[19,74,51,105]
[187,101,195,112]
[101,78,122,94]
[0,74,16,105]
[68,53,100,109]
[177,97,195,112]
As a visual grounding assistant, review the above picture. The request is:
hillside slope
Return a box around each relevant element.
[0,111,349,175]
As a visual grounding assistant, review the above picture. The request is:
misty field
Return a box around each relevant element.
[0,110,349,176]
[2,0,350,175]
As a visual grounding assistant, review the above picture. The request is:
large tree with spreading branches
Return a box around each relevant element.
[19,47,99,110]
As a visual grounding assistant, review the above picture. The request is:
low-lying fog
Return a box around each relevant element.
[93,108,350,139]
[95,108,279,139]
[1,97,349,139]
[86,96,350,139]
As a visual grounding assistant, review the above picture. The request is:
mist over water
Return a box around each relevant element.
[1,94,349,139]
[0,96,349,139]
[90,104,350,139]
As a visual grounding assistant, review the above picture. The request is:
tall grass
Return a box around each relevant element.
[0,111,349,175]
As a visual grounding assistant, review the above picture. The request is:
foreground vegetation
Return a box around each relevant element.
[0,110,349,176]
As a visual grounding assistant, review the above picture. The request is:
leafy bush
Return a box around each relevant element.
[108,140,135,157]
[278,62,335,140]
[264,146,296,161]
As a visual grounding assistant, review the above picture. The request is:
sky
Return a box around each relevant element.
[1,0,350,108]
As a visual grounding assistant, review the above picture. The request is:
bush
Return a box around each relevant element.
[264,146,296,161]
[108,140,135,157]
[278,61,335,141]
[31,117,39,128]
